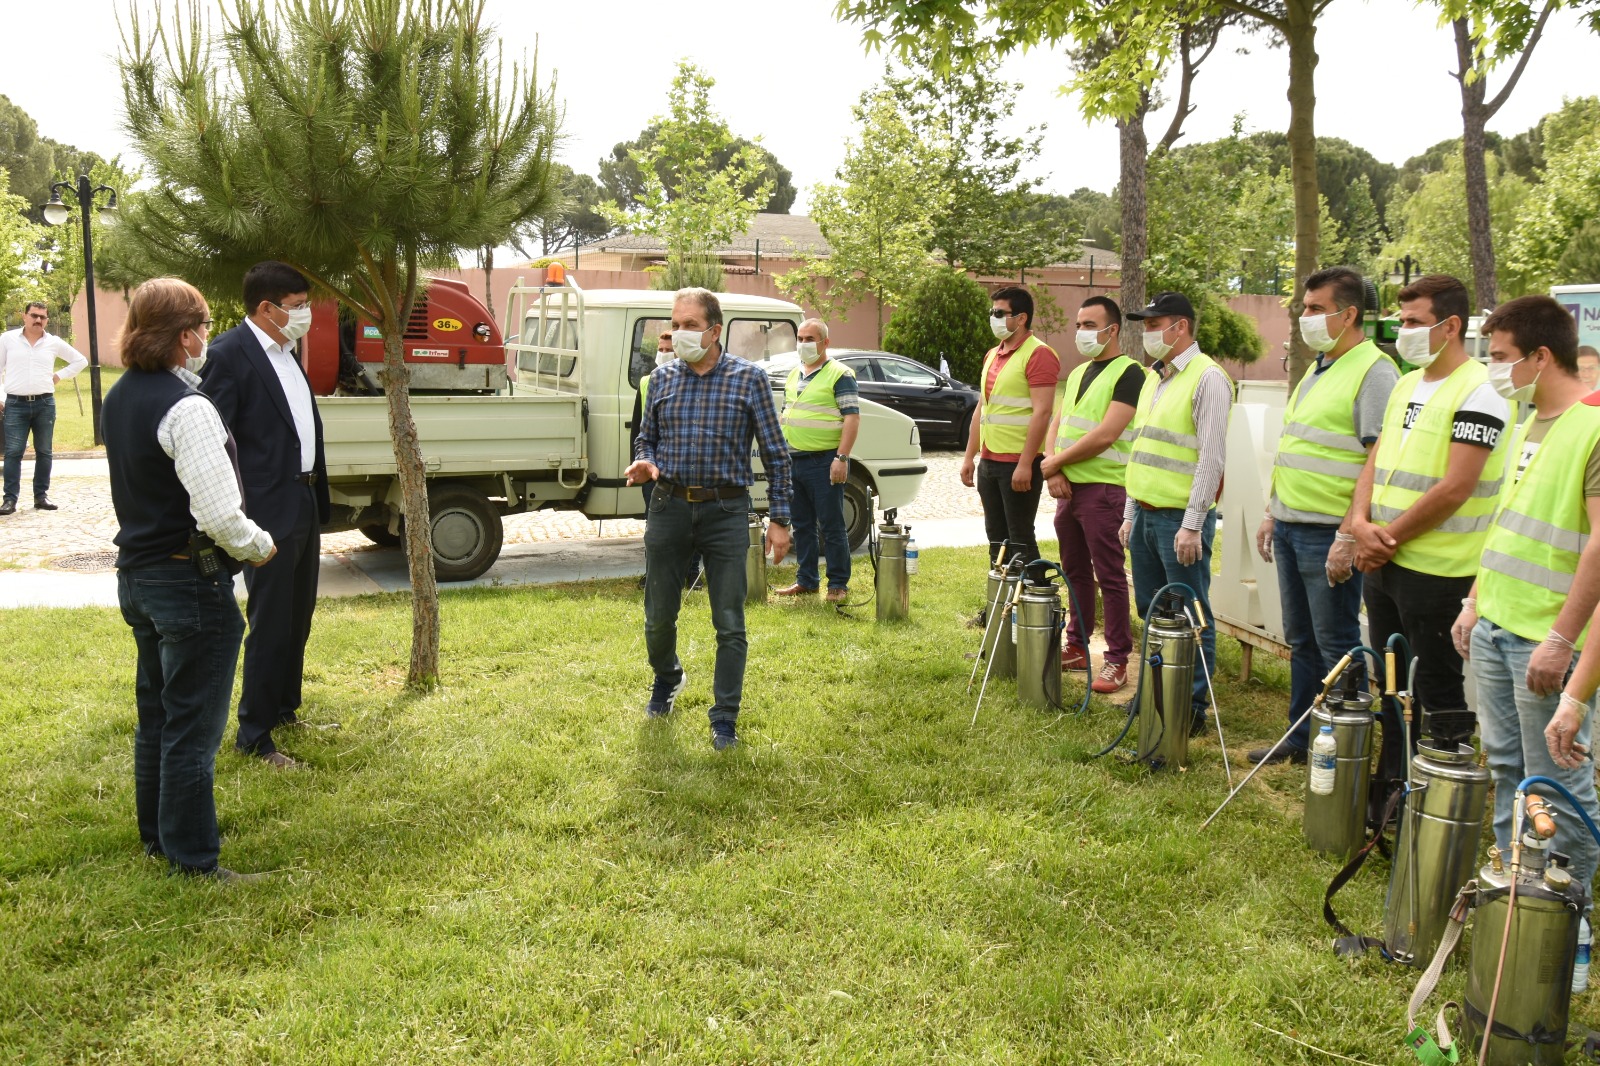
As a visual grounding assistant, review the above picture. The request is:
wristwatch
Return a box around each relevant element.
[835,453,850,461]
[770,517,791,528]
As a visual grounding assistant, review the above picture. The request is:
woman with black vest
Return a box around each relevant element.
[102,277,276,882]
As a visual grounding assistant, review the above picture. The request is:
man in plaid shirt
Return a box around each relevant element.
[626,288,792,751]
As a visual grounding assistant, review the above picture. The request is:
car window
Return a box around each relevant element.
[724,319,798,362]
[629,316,672,390]
[880,358,940,386]
[840,356,876,382]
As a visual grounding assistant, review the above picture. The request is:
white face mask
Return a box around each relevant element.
[990,312,1014,341]
[1076,325,1112,359]
[185,329,208,374]
[654,350,674,367]
[1143,324,1175,362]
[672,328,710,363]
[1299,312,1349,354]
[274,302,313,342]
[1488,356,1540,403]
[796,341,821,365]
[1395,324,1444,368]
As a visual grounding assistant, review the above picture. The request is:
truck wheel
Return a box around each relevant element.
[429,483,504,581]
[359,523,401,547]
[844,476,874,553]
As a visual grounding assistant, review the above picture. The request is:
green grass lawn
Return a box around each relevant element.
[1,545,1587,1063]
[47,366,121,452]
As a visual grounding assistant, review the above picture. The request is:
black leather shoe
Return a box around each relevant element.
[1248,745,1307,766]
[0,498,14,516]
[33,494,57,510]
[1190,712,1209,739]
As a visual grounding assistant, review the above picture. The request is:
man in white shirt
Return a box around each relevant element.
[200,262,331,769]
[0,301,88,513]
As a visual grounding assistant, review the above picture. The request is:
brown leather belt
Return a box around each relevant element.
[658,479,743,503]
[294,472,318,485]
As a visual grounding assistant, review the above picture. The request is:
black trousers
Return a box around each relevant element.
[976,455,1044,565]
[236,483,320,755]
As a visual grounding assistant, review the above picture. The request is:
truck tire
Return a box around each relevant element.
[428,483,504,581]
[844,475,873,553]
[359,523,401,547]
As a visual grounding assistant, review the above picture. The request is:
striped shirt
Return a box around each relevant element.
[636,349,793,523]
[157,367,275,562]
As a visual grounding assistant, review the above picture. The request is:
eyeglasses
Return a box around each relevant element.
[25,313,47,321]
[989,310,1013,320]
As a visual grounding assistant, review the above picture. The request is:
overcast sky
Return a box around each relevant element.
[5,0,1597,214]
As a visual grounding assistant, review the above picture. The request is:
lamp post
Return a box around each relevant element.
[1391,254,1423,288]
[1078,237,1095,289]
[1239,248,1255,295]
[41,175,119,446]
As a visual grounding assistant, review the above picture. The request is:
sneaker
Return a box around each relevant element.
[1091,662,1128,694]
[33,494,57,511]
[1061,643,1088,670]
[1248,745,1307,766]
[646,671,687,718]
[711,729,739,751]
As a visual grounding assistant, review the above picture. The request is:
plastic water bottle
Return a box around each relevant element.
[905,539,919,575]
[1575,917,1592,994]
[1310,725,1337,796]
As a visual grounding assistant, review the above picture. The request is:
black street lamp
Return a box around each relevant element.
[1239,248,1255,295]
[42,175,119,446]
[1079,237,1096,289]
[1391,254,1423,288]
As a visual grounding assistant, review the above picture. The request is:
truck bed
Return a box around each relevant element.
[318,394,585,479]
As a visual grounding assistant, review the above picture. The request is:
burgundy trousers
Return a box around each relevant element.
[1053,481,1133,665]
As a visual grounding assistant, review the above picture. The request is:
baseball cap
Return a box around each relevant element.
[1126,292,1196,320]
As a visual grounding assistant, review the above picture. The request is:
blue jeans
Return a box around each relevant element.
[3,393,55,501]
[644,489,751,730]
[1275,521,1365,751]
[789,451,851,591]
[1472,618,1600,891]
[1130,506,1216,716]
[117,561,246,873]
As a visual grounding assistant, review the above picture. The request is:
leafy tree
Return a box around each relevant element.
[1196,292,1264,362]
[1021,188,1120,250]
[121,0,561,689]
[776,92,948,346]
[601,62,772,292]
[521,164,611,256]
[882,267,993,385]
[599,125,794,214]
[1506,126,1600,289]
[1246,133,1398,254]
[883,46,1061,274]
[0,167,46,319]
[1383,152,1532,303]
[1556,217,1600,284]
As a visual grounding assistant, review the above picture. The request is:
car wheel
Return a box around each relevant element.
[843,475,873,552]
[428,482,504,581]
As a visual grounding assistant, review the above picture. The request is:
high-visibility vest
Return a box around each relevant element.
[1271,340,1390,519]
[980,334,1047,455]
[1370,360,1508,577]
[1053,355,1148,486]
[781,359,853,451]
[1477,403,1600,646]
[1126,352,1225,510]
[639,373,651,408]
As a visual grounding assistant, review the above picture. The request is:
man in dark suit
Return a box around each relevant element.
[200,261,332,768]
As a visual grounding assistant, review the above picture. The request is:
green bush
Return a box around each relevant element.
[883,267,994,384]
[1196,293,1265,363]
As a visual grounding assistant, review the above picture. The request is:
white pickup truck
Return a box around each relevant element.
[315,276,928,580]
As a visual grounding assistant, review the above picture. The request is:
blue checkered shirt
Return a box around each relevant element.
[636,350,793,523]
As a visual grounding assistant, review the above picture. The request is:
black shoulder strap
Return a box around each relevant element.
[1325,785,1406,957]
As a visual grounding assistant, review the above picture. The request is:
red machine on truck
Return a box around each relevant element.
[299,276,505,396]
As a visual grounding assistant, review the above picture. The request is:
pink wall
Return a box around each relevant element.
[69,286,131,368]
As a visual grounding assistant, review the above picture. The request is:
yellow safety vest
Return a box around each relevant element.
[1477,403,1600,645]
[782,359,853,452]
[1126,352,1225,510]
[1053,355,1148,486]
[980,334,1047,455]
[1370,360,1508,578]
[1272,341,1389,520]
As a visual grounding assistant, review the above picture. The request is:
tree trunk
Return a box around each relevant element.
[1283,0,1321,388]
[382,318,441,689]
[1454,17,1497,310]
[1117,97,1149,360]
[482,244,496,322]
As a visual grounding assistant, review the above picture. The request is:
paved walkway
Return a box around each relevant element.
[0,450,1067,607]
